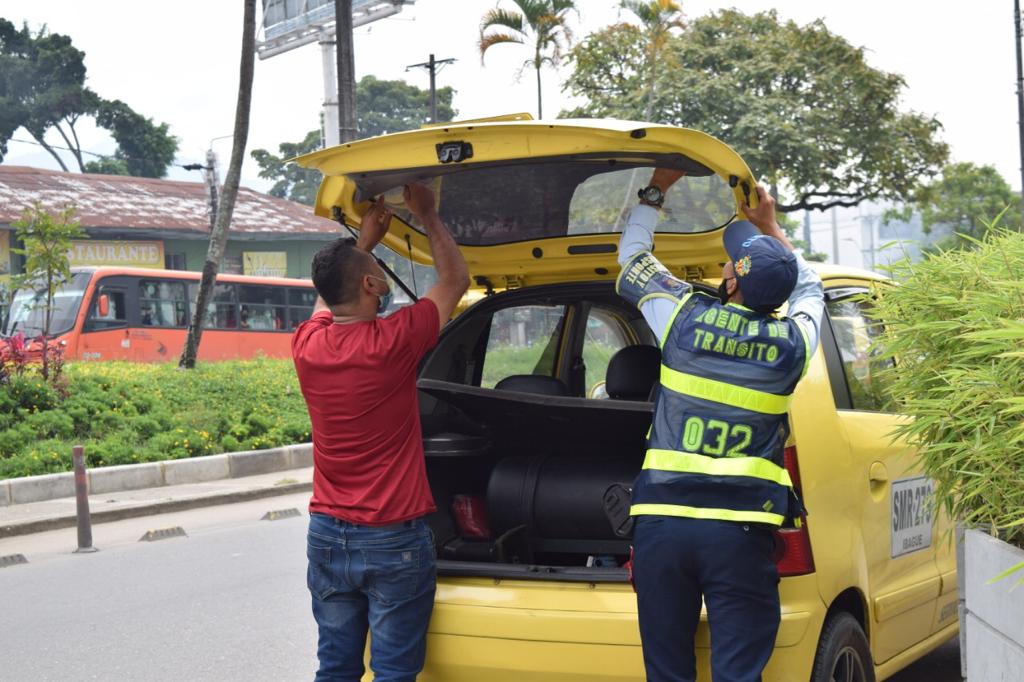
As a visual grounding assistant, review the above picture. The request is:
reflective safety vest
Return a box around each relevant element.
[630,291,811,528]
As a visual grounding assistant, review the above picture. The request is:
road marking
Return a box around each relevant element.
[139,527,188,542]
[261,508,302,521]
[0,553,28,568]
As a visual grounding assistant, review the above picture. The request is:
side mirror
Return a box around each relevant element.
[98,294,110,318]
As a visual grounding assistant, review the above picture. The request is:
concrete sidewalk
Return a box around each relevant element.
[0,466,312,539]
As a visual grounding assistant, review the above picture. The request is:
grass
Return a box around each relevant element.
[0,358,310,479]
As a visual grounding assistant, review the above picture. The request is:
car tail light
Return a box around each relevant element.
[775,445,815,577]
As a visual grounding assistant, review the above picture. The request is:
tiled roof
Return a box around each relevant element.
[0,165,337,235]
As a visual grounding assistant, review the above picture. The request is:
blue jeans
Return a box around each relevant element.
[632,516,780,682]
[307,513,436,682]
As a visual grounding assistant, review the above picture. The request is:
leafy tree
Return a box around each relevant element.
[11,203,85,380]
[885,162,1021,247]
[479,0,576,119]
[0,19,178,177]
[251,130,323,206]
[563,10,949,213]
[358,75,456,137]
[251,76,457,205]
[82,157,130,176]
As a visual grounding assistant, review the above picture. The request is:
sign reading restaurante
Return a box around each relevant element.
[68,240,164,269]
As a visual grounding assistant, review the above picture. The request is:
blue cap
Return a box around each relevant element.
[722,220,798,312]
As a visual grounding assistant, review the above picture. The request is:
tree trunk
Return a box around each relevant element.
[54,123,85,172]
[535,59,543,119]
[41,270,53,380]
[32,134,70,173]
[179,0,257,369]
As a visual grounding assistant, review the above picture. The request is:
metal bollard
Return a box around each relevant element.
[72,445,98,553]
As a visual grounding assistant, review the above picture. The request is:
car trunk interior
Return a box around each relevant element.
[413,283,704,582]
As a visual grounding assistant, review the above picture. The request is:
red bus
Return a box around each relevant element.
[2,267,318,362]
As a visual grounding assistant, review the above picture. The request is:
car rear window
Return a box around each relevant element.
[363,153,737,247]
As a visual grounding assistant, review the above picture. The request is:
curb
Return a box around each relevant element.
[0,480,312,539]
[0,443,312,507]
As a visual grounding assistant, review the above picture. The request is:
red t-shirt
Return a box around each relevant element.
[292,299,440,525]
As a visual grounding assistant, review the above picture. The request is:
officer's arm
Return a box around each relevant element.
[617,204,691,340]
[786,255,825,356]
[740,185,824,355]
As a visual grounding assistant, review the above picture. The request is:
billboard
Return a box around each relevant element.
[258,0,413,59]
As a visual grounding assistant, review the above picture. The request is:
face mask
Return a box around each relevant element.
[718,278,733,305]
[369,275,393,313]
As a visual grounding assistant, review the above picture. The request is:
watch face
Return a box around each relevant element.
[641,186,663,203]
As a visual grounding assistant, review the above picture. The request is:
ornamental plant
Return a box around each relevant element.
[870,223,1024,578]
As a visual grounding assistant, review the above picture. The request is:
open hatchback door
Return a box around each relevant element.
[294,115,758,290]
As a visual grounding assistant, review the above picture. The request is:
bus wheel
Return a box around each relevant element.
[810,611,875,682]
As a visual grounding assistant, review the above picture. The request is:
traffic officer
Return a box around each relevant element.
[616,169,825,682]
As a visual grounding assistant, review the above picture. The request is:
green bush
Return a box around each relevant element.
[872,228,1024,547]
[0,358,311,478]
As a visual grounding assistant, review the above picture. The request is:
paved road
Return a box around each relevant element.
[0,495,961,681]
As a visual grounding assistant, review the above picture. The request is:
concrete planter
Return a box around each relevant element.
[961,528,1024,681]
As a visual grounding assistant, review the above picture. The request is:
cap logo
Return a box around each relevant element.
[735,255,752,277]
[741,235,767,248]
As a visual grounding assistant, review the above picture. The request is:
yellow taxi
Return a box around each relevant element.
[296,115,958,682]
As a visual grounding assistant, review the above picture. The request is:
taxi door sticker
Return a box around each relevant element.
[891,476,935,558]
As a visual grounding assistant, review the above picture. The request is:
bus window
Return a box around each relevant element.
[5,272,91,337]
[239,285,287,331]
[139,280,187,327]
[288,288,317,329]
[188,283,239,329]
[87,288,128,331]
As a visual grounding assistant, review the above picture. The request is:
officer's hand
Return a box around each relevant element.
[741,184,780,234]
[404,182,437,219]
[649,168,686,193]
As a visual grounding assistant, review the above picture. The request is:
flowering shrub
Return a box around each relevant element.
[0,358,311,478]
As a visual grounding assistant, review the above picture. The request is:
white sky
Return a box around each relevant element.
[2,0,1020,196]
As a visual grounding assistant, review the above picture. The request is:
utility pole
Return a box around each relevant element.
[320,30,339,147]
[802,211,812,255]
[831,207,840,265]
[406,53,456,123]
[203,149,219,232]
[1015,0,1024,220]
[335,0,357,142]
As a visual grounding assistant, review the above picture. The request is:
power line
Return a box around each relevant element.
[10,135,203,167]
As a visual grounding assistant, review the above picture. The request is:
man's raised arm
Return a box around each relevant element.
[404,183,470,326]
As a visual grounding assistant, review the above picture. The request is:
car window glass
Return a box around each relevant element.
[239,285,287,331]
[88,289,127,330]
[481,305,567,388]
[569,169,734,235]
[583,307,630,398]
[188,283,238,329]
[139,280,187,327]
[827,296,895,412]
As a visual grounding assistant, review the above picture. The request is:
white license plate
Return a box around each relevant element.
[891,477,935,558]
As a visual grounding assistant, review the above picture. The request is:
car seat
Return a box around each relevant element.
[605,345,661,400]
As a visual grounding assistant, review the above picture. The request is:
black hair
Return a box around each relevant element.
[310,238,369,306]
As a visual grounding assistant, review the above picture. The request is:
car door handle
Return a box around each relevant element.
[869,462,889,484]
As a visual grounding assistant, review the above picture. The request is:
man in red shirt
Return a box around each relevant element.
[292,183,469,682]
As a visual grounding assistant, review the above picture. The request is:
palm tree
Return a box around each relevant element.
[621,0,685,119]
[611,1,686,231]
[479,0,576,119]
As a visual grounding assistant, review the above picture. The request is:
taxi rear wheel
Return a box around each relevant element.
[810,611,875,682]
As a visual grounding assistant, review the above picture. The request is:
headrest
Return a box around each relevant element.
[606,345,661,400]
[494,374,569,397]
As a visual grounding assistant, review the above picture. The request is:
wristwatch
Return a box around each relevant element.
[638,185,665,208]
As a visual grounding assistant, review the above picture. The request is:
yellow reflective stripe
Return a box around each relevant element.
[643,449,793,487]
[660,365,792,414]
[660,292,693,349]
[630,503,784,526]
